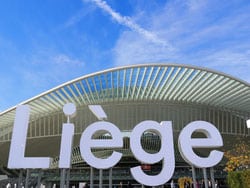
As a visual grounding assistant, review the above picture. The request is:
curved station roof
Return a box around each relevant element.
[1,64,250,122]
[0,64,249,167]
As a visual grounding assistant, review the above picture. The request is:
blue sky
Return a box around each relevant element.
[0,0,250,111]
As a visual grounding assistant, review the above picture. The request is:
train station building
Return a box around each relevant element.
[0,64,249,187]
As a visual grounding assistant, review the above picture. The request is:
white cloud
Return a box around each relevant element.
[193,49,250,82]
[63,6,96,28]
[112,0,250,83]
[27,52,85,84]
[113,31,179,66]
[64,9,87,28]
[52,54,83,66]
[88,0,173,49]
[8,51,86,107]
[186,0,207,11]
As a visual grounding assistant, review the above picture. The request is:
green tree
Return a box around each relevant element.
[224,140,250,172]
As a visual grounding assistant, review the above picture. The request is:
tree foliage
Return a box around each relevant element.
[178,176,192,188]
[224,139,250,172]
[227,170,250,188]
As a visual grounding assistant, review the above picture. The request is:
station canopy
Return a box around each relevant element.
[0,63,249,167]
[1,64,250,123]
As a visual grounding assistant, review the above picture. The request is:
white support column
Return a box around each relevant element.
[60,169,66,188]
[202,168,208,188]
[37,170,42,188]
[25,169,30,188]
[66,169,70,188]
[99,169,103,188]
[210,167,215,188]
[191,166,197,188]
[18,170,23,188]
[90,167,94,188]
[109,168,112,188]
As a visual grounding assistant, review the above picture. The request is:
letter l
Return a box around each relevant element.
[8,105,51,169]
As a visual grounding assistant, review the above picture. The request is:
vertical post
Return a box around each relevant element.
[202,168,208,188]
[109,168,112,188]
[210,167,215,188]
[18,170,23,188]
[90,167,94,188]
[60,103,76,188]
[25,169,30,188]
[66,169,70,188]
[192,166,197,188]
[99,169,103,188]
[60,169,66,188]
[37,170,42,188]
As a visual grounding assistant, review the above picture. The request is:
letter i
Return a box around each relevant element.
[59,103,76,168]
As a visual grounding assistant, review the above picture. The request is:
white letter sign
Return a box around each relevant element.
[8,105,51,169]
[59,123,74,168]
[178,121,224,168]
[130,121,175,186]
[6,104,225,187]
[80,121,123,169]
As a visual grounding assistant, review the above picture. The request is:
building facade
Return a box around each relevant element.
[0,64,249,187]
